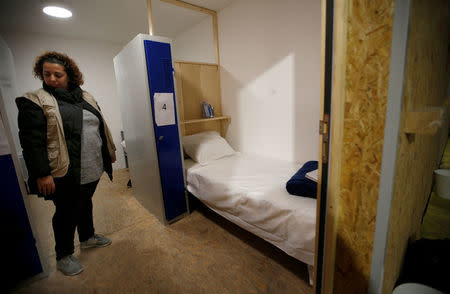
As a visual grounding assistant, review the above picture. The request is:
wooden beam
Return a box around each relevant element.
[174,60,218,66]
[211,13,221,105]
[147,0,154,35]
[166,1,223,138]
[160,0,220,66]
[160,0,216,16]
[404,107,446,135]
[180,116,230,125]
[212,13,220,65]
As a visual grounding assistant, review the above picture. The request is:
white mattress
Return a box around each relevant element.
[185,153,316,265]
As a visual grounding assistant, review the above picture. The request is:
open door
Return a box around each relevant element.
[314,0,334,292]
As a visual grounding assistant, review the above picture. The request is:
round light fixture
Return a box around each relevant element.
[43,6,72,18]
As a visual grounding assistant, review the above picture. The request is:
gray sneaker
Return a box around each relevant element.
[57,255,83,276]
[80,234,112,249]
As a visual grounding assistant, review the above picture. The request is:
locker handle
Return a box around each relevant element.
[158,136,164,141]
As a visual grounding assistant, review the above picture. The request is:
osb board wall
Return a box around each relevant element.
[382,1,450,293]
[333,1,394,293]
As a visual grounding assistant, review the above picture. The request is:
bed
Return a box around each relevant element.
[182,131,317,282]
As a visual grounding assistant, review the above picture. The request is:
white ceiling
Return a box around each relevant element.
[0,0,234,45]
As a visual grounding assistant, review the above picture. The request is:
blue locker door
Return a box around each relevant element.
[144,40,187,222]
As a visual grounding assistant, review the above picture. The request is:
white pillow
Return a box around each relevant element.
[182,131,235,165]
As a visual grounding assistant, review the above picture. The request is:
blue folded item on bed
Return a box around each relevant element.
[286,161,318,198]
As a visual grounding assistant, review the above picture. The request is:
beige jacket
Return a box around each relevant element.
[22,88,116,178]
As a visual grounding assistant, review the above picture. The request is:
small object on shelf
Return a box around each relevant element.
[201,101,215,118]
[209,104,215,118]
[434,169,450,199]
[201,101,210,118]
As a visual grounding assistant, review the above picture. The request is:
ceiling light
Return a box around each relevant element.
[43,6,72,18]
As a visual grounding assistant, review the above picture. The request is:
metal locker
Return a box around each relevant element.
[114,34,187,224]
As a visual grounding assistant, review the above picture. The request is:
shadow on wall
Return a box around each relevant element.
[220,50,320,164]
[218,0,321,163]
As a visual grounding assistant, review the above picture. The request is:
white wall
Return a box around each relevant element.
[1,32,126,170]
[172,15,215,63]
[218,0,321,163]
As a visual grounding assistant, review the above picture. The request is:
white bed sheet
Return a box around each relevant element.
[185,153,316,265]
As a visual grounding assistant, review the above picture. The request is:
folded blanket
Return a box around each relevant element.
[286,161,318,198]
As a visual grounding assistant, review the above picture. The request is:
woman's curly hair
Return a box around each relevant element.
[33,51,84,86]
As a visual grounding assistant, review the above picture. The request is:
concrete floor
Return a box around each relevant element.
[14,169,312,294]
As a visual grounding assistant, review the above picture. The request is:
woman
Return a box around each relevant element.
[16,51,116,276]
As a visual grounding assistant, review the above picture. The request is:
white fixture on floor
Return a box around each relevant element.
[434,169,450,199]
[393,283,444,294]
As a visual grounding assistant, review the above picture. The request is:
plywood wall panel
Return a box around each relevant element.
[175,62,222,121]
[382,1,450,293]
[199,65,222,116]
[179,63,203,120]
[333,1,394,293]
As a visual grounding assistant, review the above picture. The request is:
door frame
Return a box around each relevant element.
[149,0,338,291]
[314,0,337,292]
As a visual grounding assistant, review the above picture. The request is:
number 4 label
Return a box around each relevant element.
[154,93,175,126]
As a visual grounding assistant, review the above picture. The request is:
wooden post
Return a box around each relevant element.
[160,0,216,15]
[212,14,220,65]
[147,0,154,35]
[161,0,223,135]
[160,0,220,66]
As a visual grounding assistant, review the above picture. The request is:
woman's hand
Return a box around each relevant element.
[37,175,55,196]
[111,152,116,163]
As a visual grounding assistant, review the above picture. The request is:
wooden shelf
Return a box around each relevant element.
[181,116,230,125]
[174,60,218,67]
